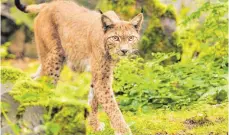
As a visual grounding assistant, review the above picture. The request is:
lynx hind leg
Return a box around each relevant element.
[88,85,105,131]
[31,53,64,84]
[41,49,65,85]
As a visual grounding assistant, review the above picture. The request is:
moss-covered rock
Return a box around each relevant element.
[1,67,88,135]
[1,66,29,83]
[140,1,180,60]
[97,0,137,19]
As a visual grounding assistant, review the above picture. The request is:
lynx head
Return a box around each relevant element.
[101,12,143,59]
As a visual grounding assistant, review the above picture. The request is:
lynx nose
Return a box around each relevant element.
[121,49,128,55]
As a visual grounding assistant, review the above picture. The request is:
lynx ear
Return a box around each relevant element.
[101,15,114,32]
[130,13,143,32]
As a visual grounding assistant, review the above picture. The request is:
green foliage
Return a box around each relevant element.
[10,7,35,30]
[6,0,37,30]
[178,0,228,63]
[0,42,9,58]
[1,66,29,83]
[97,0,137,19]
[1,67,88,135]
[109,1,227,112]
[0,42,15,59]
[113,53,228,112]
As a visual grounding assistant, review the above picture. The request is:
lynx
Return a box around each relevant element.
[15,0,143,134]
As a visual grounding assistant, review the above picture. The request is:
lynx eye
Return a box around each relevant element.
[128,36,135,41]
[112,36,120,41]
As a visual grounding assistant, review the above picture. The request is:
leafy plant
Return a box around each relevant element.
[1,67,88,135]
[178,0,228,63]
[113,53,228,112]
[0,42,15,59]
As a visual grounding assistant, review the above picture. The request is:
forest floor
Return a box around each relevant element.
[2,59,228,135]
[87,103,227,135]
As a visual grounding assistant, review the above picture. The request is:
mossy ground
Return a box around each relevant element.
[86,103,227,135]
[1,59,228,135]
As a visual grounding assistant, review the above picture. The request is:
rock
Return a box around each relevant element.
[1,69,45,135]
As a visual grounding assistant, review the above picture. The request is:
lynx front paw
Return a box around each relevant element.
[89,119,105,132]
[114,126,132,135]
[95,122,105,131]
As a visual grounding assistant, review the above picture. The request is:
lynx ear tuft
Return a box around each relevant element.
[141,7,144,14]
[98,9,103,14]
[130,13,144,33]
[101,15,114,32]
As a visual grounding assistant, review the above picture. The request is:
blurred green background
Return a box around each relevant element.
[1,0,228,135]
